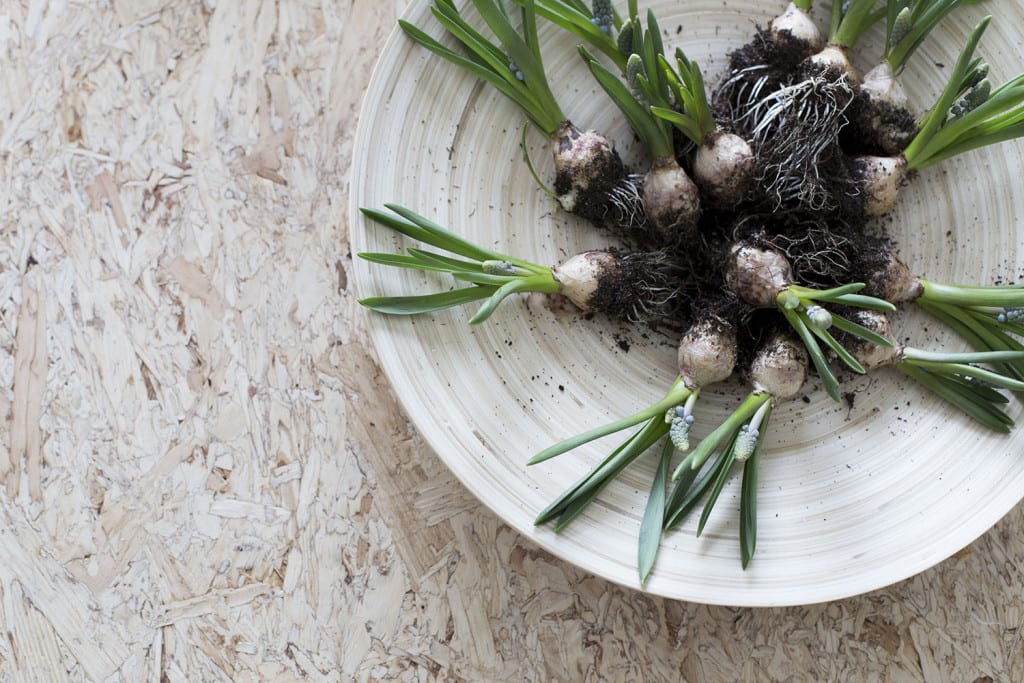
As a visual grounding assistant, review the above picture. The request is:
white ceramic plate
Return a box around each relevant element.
[350,0,1024,605]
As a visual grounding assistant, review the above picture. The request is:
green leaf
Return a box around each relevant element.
[662,458,705,530]
[382,204,506,262]
[782,307,841,402]
[638,438,673,584]
[537,417,668,528]
[945,372,1010,405]
[803,312,867,375]
[695,430,741,536]
[471,0,555,111]
[514,0,625,71]
[673,392,765,477]
[827,294,898,312]
[666,437,735,532]
[905,16,991,167]
[399,19,545,128]
[359,286,498,315]
[907,359,1024,393]
[530,379,690,465]
[451,271,520,286]
[740,406,770,569]
[358,252,459,273]
[829,314,895,348]
[469,274,560,324]
[406,248,486,273]
[898,364,1012,432]
[662,454,704,530]
[534,430,638,526]
[583,50,673,157]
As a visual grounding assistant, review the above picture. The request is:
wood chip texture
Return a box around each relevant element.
[0,1,1020,681]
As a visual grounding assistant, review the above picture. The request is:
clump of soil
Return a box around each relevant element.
[843,92,918,156]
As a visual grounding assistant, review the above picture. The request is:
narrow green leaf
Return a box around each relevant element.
[829,314,895,348]
[782,307,841,402]
[803,312,867,375]
[358,252,458,273]
[695,431,741,536]
[666,438,735,531]
[405,248,485,272]
[554,434,665,529]
[530,379,689,465]
[359,286,497,315]
[945,372,1010,405]
[543,418,668,529]
[469,275,555,324]
[740,406,770,569]
[383,204,507,262]
[673,392,765,478]
[898,364,1012,432]
[516,0,625,71]
[399,20,547,129]
[907,360,1024,392]
[663,453,703,529]
[638,439,673,584]
[790,282,865,300]
[451,271,520,286]
[827,294,898,312]
[905,16,991,167]
[535,427,644,525]
[471,0,554,110]
[584,52,673,157]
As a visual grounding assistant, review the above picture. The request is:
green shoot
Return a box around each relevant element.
[358,205,558,323]
[583,48,675,158]
[580,8,677,159]
[918,278,1024,309]
[794,0,814,11]
[400,0,566,135]
[830,0,887,49]
[515,0,626,72]
[896,348,1024,431]
[776,284,896,402]
[650,47,717,145]
[664,392,772,569]
[914,278,1024,382]
[672,392,770,477]
[529,378,693,464]
[883,0,989,72]
[531,379,701,540]
[534,419,667,531]
[900,16,1024,170]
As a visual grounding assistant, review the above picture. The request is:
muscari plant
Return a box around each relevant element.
[401,0,646,229]
[359,0,1024,581]
[358,204,682,325]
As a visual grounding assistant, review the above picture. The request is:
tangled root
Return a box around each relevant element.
[591,249,691,329]
[745,69,857,213]
[715,64,788,134]
[729,215,854,287]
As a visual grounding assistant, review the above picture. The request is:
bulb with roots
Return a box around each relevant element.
[551,120,635,225]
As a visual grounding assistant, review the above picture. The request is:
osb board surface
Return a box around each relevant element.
[0,1,1020,681]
